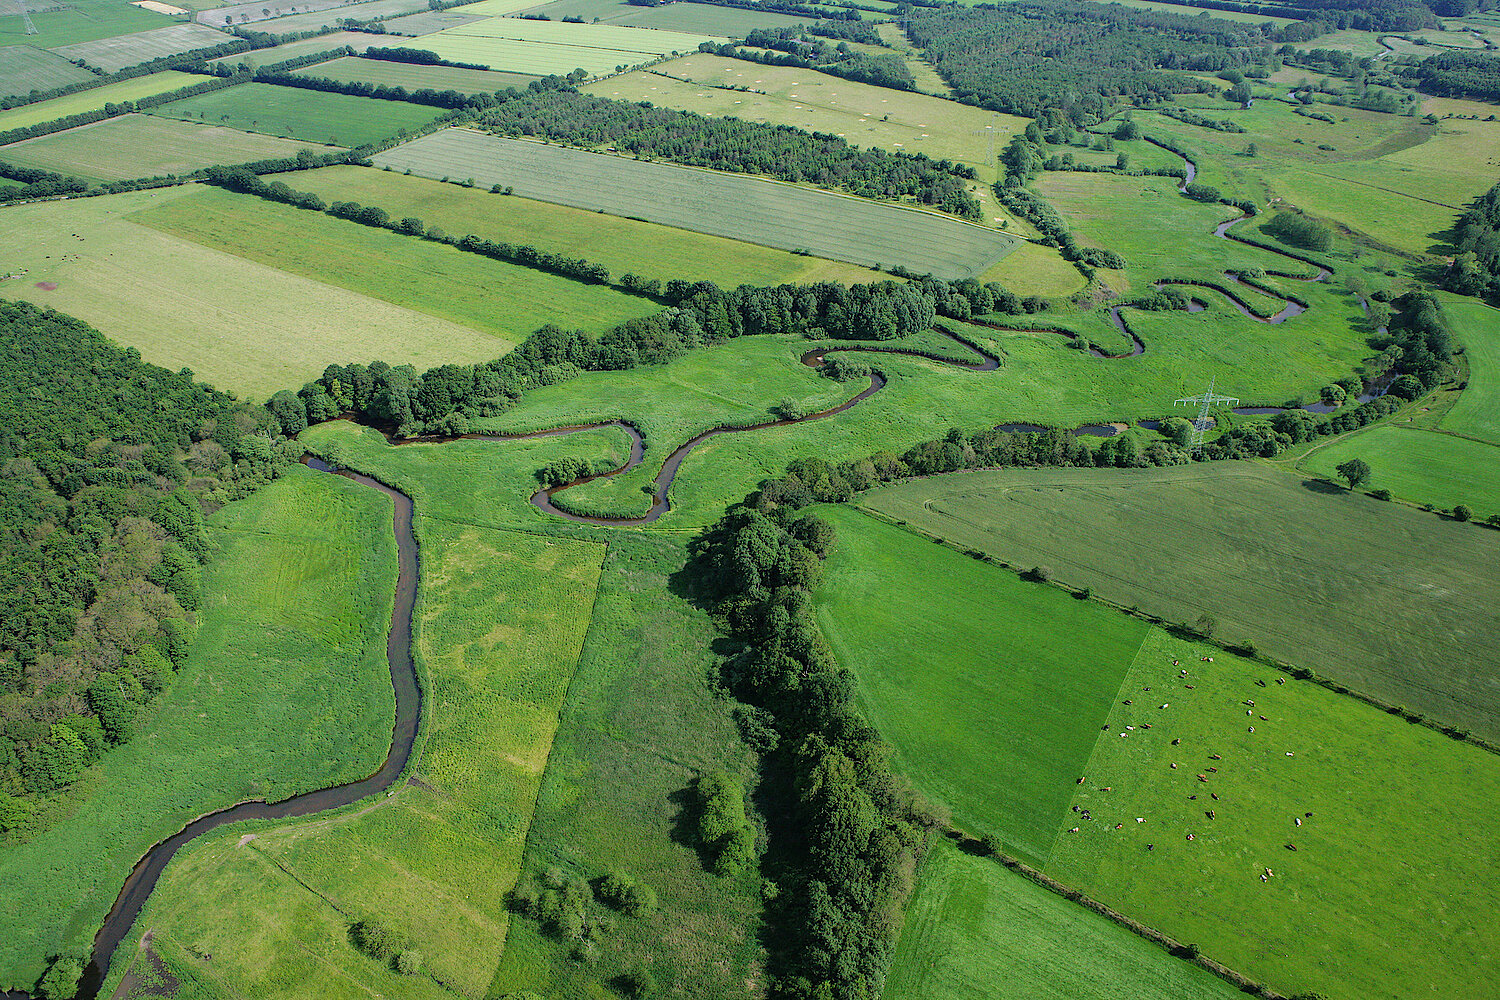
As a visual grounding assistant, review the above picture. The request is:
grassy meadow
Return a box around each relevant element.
[290,164,880,287]
[205,31,375,69]
[1299,426,1500,514]
[1046,629,1500,1000]
[0,71,201,133]
[884,839,1245,1000]
[0,466,396,990]
[0,46,95,101]
[146,81,441,147]
[1441,295,1500,444]
[858,463,1500,742]
[0,0,174,49]
[419,16,721,76]
[50,22,230,73]
[812,505,1149,865]
[291,55,537,95]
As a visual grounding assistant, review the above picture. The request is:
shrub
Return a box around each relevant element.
[1263,212,1333,252]
[1024,565,1051,582]
[1453,504,1473,521]
[597,871,657,917]
[1370,488,1392,500]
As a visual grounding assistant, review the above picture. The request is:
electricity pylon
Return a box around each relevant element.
[15,0,38,34]
[1174,377,1239,455]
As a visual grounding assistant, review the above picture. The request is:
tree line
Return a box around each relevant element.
[1401,50,1500,102]
[1443,181,1500,303]
[0,73,248,149]
[363,46,491,71]
[704,39,917,93]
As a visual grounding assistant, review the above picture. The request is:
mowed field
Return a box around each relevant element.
[0,188,517,397]
[245,0,432,34]
[0,70,200,133]
[0,0,172,49]
[293,55,537,95]
[373,129,1019,278]
[0,467,397,990]
[812,505,1150,865]
[858,463,1500,741]
[146,81,441,147]
[1047,629,1500,1000]
[290,165,879,286]
[0,45,95,100]
[417,15,723,76]
[0,112,329,181]
[49,21,229,72]
[883,839,1244,1000]
[1299,426,1500,514]
[520,0,816,33]
[205,31,375,68]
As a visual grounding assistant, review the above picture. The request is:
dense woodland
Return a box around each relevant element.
[1445,182,1500,302]
[0,304,291,834]
[1402,50,1500,101]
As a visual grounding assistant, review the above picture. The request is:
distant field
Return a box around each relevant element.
[373,129,1020,279]
[812,505,1149,864]
[1299,425,1500,514]
[1080,0,1297,24]
[0,466,396,990]
[859,463,1500,741]
[147,81,440,147]
[1442,296,1500,444]
[246,0,431,34]
[206,30,374,67]
[0,45,94,100]
[0,187,514,398]
[520,0,816,34]
[1047,629,1500,1000]
[197,0,377,27]
[0,112,329,180]
[884,839,1245,1000]
[294,55,537,93]
[419,15,721,76]
[291,165,879,286]
[49,21,229,72]
[0,0,172,49]
[379,7,488,33]
[0,70,199,133]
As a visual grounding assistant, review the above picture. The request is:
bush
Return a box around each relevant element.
[1024,565,1051,582]
[1370,488,1392,501]
[1453,504,1473,521]
[614,968,659,998]
[597,871,657,917]
[1262,212,1333,252]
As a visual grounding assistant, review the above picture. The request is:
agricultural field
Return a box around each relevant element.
[1079,0,1298,24]
[373,128,1020,278]
[0,45,94,100]
[244,0,432,34]
[0,70,200,133]
[858,463,1500,742]
[1298,425,1500,513]
[520,0,817,34]
[0,112,328,181]
[288,164,880,286]
[0,466,397,990]
[416,15,723,76]
[146,80,442,147]
[884,839,1245,1000]
[204,31,374,68]
[48,21,228,72]
[197,0,379,28]
[293,55,538,94]
[0,0,175,50]
[0,187,514,397]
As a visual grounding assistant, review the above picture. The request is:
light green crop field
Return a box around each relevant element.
[1299,425,1500,514]
[49,21,230,73]
[0,0,174,49]
[0,112,328,181]
[493,534,766,999]
[146,81,441,147]
[287,164,880,286]
[521,0,813,33]
[419,15,721,76]
[110,511,609,999]
[0,187,513,399]
[1442,296,1500,444]
[132,186,657,357]
[0,466,396,990]
[243,0,431,35]
[884,838,1244,1000]
[0,70,199,133]
[1080,0,1297,24]
[858,463,1500,742]
[812,505,1149,864]
[293,55,538,94]
[205,31,375,69]
[373,128,1020,279]
[1047,629,1500,1000]
[0,45,95,100]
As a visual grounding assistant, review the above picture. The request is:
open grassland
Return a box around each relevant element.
[49,21,228,72]
[205,31,374,68]
[1299,425,1500,514]
[289,165,879,286]
[978,240,1086,296]
[374,129,1020,279]
[0,187,514,398]
[1442,296,1500,444]
[493,534,766,998]
[107,515,608,1000]
[859,463,1500,740]
[812,505,1149,865]
[0,45,95,99]
[884,838,1244,1000]
[134,186,657,360]
[1047,629,1500,1000]
[0,466,396,990]
[293,55,537,94]
[419,15,722,76]
[147,81,441,147]
[0,0,173,49]
[0,112,328,180]
[0,70,199,132]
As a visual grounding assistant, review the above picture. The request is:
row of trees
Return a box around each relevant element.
[706,40,917,93]
[1443,181,1500,303]
[0,73,245,149]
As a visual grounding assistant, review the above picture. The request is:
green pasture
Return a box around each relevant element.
[884,838,1244,1000]
[1442,295,1500,444]
[419,16,720,76]
[811,505,1148,864]
[0,45,94,100]
[1265,166,1455,257]
[1047,629,1500,1000]
[858,463,1500,741]
[0,112,327,181]
[132,186,655,356]
[0,70,199,133]
[525,0,815,33]
[0,466,396,990]
[0,0,175,50]
[205,31,375,69]
[288,164,880,287]
[1299,425,1500,514]
[979,240,1087,296]
[146,81,440,147]
[492,534,766,999]
[292,55,537,95]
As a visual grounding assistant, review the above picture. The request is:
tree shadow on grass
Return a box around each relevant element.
[1301,477,1348,496]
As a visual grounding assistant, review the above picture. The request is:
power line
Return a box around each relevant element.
[1174,377,1239,455]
